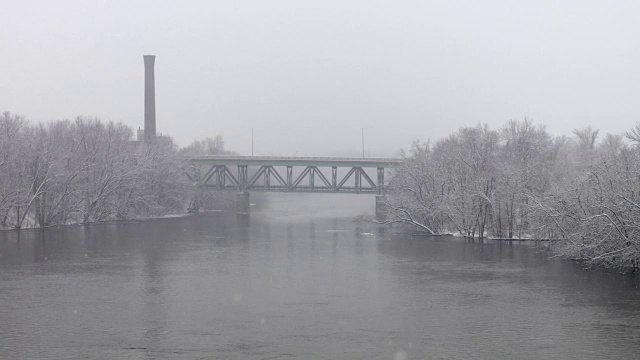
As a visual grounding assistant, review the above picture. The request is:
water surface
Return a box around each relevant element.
[1,194,639,359]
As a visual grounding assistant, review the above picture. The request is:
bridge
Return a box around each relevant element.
[186,156,402,219]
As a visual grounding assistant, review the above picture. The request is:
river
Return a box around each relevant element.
[1,193,639,359]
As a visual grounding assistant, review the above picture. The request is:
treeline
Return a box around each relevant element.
[0,111,231,230]
[386,119,640,272]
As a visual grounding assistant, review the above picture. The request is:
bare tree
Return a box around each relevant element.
[0,112,28,226]
[0,113,234,229]
[573,126,599,152]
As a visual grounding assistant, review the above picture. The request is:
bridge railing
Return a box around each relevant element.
[185,155,403,162]
[186,155,403,167]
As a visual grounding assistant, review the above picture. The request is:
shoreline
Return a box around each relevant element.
[0,210,228,233]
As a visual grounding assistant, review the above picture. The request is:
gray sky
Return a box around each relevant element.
[1,0,638,156]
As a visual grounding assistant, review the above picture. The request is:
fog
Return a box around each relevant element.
[1,0,638,156]
[3,3,640,356]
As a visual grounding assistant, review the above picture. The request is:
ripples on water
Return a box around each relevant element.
[0,194,639,359]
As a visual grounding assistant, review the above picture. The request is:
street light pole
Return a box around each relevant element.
[361,128,365,159]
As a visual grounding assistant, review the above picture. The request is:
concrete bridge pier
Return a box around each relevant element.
[375,195,386,222]
[236,191,250,215]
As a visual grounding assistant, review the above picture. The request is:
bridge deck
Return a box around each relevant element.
[200,185,382,194]
[188,155,402,168]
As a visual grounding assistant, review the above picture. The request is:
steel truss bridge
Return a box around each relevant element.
[186,156,402,195]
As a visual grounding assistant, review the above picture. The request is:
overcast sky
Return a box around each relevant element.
[1,0,638,156]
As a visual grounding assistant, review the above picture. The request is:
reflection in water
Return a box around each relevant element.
[0,209,639,359]
[309,222,316,257]
[236,213,250,227]
[139,223,169,359]
[286,223,295,272]
[34,230,46,262]
[262,224,271,256]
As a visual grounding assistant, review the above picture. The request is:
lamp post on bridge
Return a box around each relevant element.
[361,128,365,159]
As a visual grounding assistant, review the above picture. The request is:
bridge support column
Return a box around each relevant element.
[236,191,250,215]
[375,195,386,222]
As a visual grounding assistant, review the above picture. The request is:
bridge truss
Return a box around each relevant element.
[186,156,401,195]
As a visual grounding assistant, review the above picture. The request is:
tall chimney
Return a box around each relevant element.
[143,55,156,140]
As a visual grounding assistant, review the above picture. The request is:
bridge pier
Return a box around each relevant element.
[236,191,250,215]
[375,195,386,222]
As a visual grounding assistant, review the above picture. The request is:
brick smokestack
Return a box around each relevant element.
[143,55,156,140]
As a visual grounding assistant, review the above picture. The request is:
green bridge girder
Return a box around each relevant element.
[186,156,402,195]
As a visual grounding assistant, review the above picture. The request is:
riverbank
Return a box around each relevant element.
[0,211,207,233]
